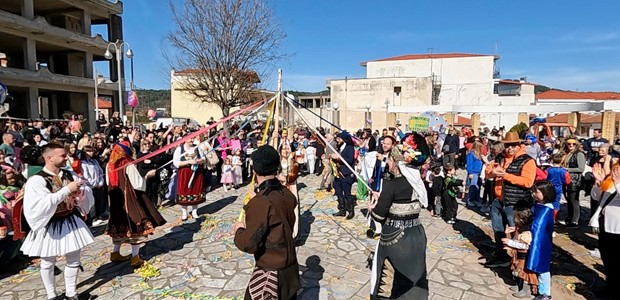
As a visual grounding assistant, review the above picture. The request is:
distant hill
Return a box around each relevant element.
[534,85,551,94]
[136,89,171,111]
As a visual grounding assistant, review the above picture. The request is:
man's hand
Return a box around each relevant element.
[468,174,473,179]
[492,167,506,177]
[593,163,605,184]
[505,226,515,234]
[232,222,245,233]
[377,153,384,161]
[501,238,510,245]
[612,165,620,185]
[330,153,339,160]
[67,180,83,193]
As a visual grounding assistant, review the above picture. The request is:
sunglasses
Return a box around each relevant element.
[505,143,520,148]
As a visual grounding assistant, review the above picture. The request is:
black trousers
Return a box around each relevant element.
[599,229,620,289]
[334,174,354,200]
[93,186,108,218]
[565,190,581,224]
[146,177,160,205]
[442,194,458,220]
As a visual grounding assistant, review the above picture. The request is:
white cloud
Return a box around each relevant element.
[556,32,618,43]
[529,68,620,91]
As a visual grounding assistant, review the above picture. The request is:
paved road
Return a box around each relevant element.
[0,171,601,299]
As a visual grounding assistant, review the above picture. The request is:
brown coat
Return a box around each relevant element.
[234,178,299,271]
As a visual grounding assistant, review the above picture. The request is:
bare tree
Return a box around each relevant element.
[167,0,285,117]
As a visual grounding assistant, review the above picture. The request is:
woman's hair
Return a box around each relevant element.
[77,136,90,150]
[64,141,75,154]
[532,181,556,204]
[470,141,483,159]
[514,208,533,229]
[489,141,505,154]
[224,158,231,164]
[20,145,43,166]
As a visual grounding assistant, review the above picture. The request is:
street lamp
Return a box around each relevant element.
[104,40,133,122]
[365,103,371,129]
[332,102,339,132]
[384,99,390,129]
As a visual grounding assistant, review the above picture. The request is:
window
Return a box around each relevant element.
[394,86,401,96]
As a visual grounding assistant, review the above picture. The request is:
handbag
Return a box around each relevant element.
[206,150,219,166]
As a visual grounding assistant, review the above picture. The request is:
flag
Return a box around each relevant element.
[127,90,139,108]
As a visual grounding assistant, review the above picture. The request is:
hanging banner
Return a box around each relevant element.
[127,90,139,108]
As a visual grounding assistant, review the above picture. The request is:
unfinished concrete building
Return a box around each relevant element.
[0,0,125,129]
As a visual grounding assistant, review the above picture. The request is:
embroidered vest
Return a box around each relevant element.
[36,169,76,218]
[502,155,533,206]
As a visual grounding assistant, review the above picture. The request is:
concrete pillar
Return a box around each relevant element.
[471,113,480,135]
[387,112,397,128]
[20,0,34,19]
[82,10,92,35]
[567,112,580,131]
[444,112,455,126]
[517,112,529,125]
[23,38,36,71]
[26,87,39,118]
[601,110,616,142]
[85,52,93,78]
[86,91,96,132]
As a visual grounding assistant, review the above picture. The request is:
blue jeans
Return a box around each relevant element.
[490,199,515,232]
[467,173,480,204]
[538,272,551,296]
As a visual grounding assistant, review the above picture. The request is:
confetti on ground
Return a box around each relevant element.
[135,261,161,280]
[134,280,242,300]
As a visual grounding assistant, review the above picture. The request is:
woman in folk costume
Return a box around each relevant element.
[173,137,206,221]
[369,133,430,300]
[106,139,166,268]
[20,143,94,300]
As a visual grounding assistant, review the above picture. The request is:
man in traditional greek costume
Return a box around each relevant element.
[233,145,300,299]
[20,143,94,300]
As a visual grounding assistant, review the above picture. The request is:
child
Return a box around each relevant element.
[503,208,538,298]
[220,158,234,191]
[442,164,463,224]
[527,181,556,300]
[231,149,243,189]
[430,165,444,218]
[544,154,570,222]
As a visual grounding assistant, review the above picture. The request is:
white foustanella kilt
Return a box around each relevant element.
[20,214,94,257]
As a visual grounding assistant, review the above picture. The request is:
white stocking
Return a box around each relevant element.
[64,250,81,298]
[40,256,57,299]
[191,205,199,218]
[181,206,188,219]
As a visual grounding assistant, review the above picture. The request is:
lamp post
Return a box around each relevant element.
[384,99,390,129]
[365,103,371,129]
[332,102,339,133]
[104,40,133,124]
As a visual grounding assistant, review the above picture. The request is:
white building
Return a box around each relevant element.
[328,53,535,131]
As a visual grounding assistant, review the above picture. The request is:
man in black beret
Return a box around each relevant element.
[233,145,300,299]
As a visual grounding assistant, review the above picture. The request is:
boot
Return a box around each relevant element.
[346,197,355,220]
[332,198,346,217]
[512,283,531,298]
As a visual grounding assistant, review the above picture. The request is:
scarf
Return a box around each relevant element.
[107,141,133,189]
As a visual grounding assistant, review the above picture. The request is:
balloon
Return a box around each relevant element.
[127,90,139,108]
[147,109,156,118]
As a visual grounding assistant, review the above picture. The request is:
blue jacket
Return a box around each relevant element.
[336,132,355,177]
[466,152,483,174]
[545,166,567,210]
[526,203,554,273]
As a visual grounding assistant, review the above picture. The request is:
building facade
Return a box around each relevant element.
[0,0,125,130]
[171,69,274,126]
[329,53,535,131]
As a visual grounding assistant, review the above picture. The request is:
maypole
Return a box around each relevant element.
[271,69,283,148]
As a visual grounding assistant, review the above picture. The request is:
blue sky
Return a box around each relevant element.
[95,0,620,92]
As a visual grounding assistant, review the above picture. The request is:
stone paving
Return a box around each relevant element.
[0,171,604,299]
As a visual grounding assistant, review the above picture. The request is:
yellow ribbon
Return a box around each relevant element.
[238,98,277,222]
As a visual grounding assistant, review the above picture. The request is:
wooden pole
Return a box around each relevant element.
[271,69,282,148]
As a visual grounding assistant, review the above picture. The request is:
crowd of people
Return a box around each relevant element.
[0,109,619,299]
